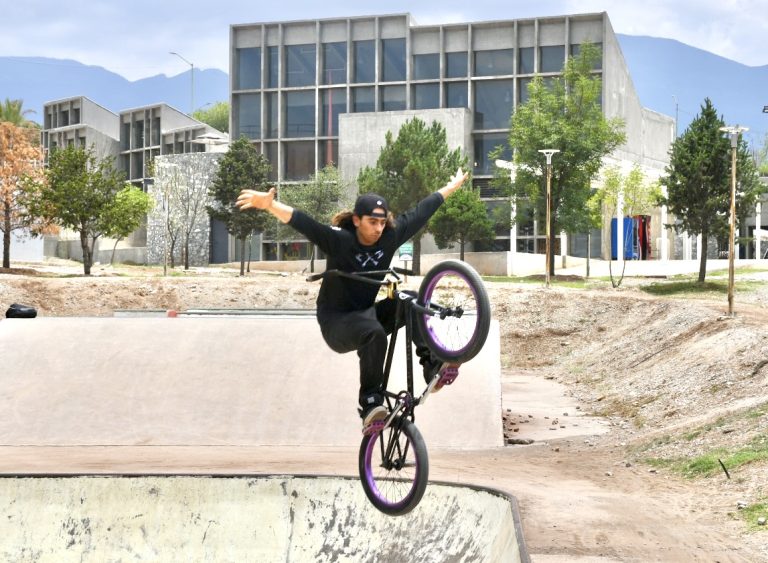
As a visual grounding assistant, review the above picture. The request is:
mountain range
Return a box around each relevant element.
[1,35,766,142]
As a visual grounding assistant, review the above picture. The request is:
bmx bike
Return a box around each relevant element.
[308,260,490,516]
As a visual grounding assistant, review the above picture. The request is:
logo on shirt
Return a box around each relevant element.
[355,250,384,268]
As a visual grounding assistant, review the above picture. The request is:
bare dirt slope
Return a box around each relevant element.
[2,260,767,561]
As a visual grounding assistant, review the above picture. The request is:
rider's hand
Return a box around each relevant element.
[236,187,276,211]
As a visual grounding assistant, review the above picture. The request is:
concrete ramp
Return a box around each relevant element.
[0,317,502,449]
[0,475,527,562]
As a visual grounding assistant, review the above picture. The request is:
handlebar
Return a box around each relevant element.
[306,267,415,284]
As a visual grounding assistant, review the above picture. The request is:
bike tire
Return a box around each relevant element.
[416,260,491,364]
[359,416,429,516]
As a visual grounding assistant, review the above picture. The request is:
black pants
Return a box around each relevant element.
[318,293,428,408]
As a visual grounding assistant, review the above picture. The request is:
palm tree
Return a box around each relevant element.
[0,98,36,127]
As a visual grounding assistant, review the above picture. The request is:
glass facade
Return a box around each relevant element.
[323,42,347,84]
[237,47,261,89]
[540,45,565,73]
[474,49,514,76]
[230,15,607,259]
[412,83,439,109]
[284,91,314,138]
[286,44,316,87]
[353,40,375,83]
[381,38,406,82]
[413,54,439,80]
[474,80,514,129]
[446,51,468,78]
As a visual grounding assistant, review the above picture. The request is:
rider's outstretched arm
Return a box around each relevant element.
[236,187,293,223]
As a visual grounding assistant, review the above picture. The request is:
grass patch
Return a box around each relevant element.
[641,280,727,296]
[739,501,768,531]
[483,275,597,289]
[646,434,768,478]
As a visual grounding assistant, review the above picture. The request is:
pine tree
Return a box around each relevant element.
[430,187,495,261]
[660,98,763,282]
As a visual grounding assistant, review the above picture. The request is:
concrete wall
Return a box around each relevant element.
[0,476,527,562]
[338,108,473,194]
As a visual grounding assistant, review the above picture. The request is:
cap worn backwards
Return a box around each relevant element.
[354,193,389,218]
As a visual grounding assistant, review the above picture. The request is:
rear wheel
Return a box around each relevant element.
[416,260,491,363]
[359,416,428,516]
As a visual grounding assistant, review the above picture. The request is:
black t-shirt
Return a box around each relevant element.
[288,192,444,320]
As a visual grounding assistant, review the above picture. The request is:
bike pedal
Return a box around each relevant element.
[438,365,460,386]
[362,420,386,436]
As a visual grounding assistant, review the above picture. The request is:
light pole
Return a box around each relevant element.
[719,125,748,316]
[170,51,194,115]
[495,158,517,276]
[538,149,560,287]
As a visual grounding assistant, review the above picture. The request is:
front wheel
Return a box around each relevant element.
[359,416,429,516]
[416,260,491,364]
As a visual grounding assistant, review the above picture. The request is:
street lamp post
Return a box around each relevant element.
[495,158,517,276]
[719,125,748,316]
[538,149,560,288]
[170,51,194,115]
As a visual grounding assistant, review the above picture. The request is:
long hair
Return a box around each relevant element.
[332,210,396,230]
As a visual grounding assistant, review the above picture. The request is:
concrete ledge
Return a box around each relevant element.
[0,474,529,562]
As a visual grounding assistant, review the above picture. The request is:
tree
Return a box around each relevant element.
[208,137,272,275]
[358,117,468,273]
[505,42,626,276]
[659,98,763,282]
[193,102,229,133]
[100,185,153,265]
[754,132,768,177]
[277,164,351,272]
[0,123,44,268]
[591,164,661,287]
[430,186,494,261]
[25,145,127,275]
[0,98,36,128]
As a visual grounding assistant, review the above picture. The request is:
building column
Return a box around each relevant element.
[696,234,702,261]
[560,231,567,268]
[683,234,692,260]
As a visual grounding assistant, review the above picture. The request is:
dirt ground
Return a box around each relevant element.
[2,258,767,561]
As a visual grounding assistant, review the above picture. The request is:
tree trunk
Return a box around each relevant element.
[459,238,465,261]
[239,237,246,276]
[2,204,10,269]
[309,244,316,273]
[586,231,591,278]
[110,238,121,266]
[184,232,190,270]
[80,231,92,276]
[413,236,422,275]
[698,230,708,283]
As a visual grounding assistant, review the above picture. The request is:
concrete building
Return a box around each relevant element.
[40,97,228,264]
[229,11,676,271]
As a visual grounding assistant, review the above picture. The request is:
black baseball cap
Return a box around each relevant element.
[354,193,389,218]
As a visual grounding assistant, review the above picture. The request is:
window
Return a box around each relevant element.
[237,47,261,89]
[518,47,534,74]
[540,45,565,73]
[264,142,278,181]
[445,52,467,78]
[133,120,144,148]
[473,49,514,76]
[570,43,603,70]
[265,92,278,138]
[413,53,439,80]
[285,44,316,87]
[380,85,406,111]
[267,46,279,88]
[283,141,315,180]
[352,87,375,112]
[412,83,439,109]
[319,139,339,168]
[235,93,261,139]
[446,82,468,108]
[381,38,406,82]
[322,42,347,84]
[353,40,375,83]
[473,80,513,129]
[473,133,509,175]
[284,91,315,137]
[518,77,533,104]
[321,88,346,136]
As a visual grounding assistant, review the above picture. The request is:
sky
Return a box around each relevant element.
[2,0,766,81]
